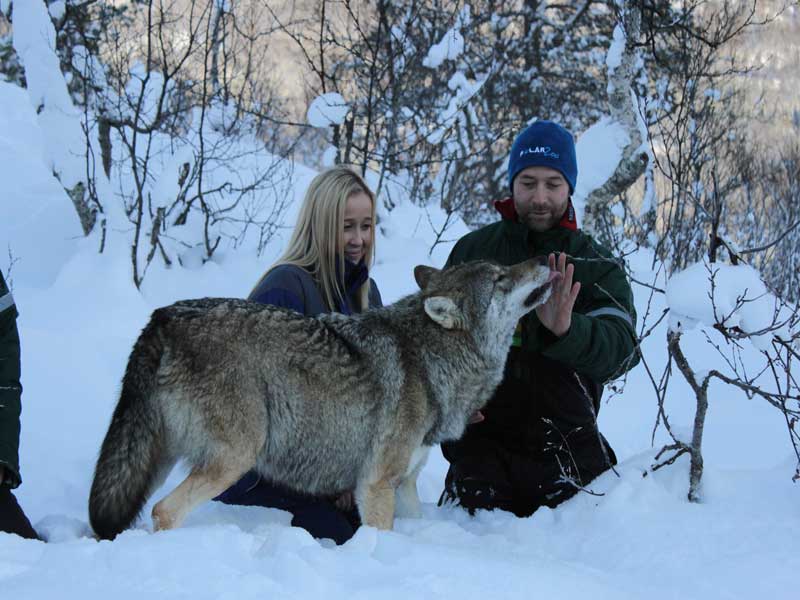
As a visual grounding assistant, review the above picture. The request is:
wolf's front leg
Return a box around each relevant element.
[357,480,396,530]
[394,476,422,519]
[394,446,429,519]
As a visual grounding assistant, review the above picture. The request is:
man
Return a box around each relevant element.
[440,120,639,517]
[0,269,39,539]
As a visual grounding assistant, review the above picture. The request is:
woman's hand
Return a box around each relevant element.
[468,410,484,424]
[334,490,355,511]
[535,252,580,337]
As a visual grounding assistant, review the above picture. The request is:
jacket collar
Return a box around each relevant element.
[343,257,369,292]
[334,257,369,315]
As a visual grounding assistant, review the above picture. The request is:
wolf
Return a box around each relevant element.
[88,258,557,540]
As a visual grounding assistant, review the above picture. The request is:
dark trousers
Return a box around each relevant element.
[214,472,359,545]
[440,432,617,518]
[0,486,39,540]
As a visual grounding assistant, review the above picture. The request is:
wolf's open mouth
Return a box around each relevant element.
[523,271,561,307]
[524,282,551,307]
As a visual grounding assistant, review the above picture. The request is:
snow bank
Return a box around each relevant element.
[0,82,83,287]
[12,0,85,188]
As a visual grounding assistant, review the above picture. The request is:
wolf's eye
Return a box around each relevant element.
[495,274,506,284]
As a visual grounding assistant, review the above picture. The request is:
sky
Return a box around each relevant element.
[1,3,798,599]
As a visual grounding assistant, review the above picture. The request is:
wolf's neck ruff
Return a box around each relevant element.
[347,296,509,446]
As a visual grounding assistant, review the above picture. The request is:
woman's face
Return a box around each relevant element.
[342,191,373,264]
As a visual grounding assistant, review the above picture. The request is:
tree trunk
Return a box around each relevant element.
[583,1,649,234]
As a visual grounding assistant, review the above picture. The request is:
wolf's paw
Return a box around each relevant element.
[151,504,176,532]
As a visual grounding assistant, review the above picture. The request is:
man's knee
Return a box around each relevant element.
[441,453,597,517]
[440,458,519,515]
[441,474,518,515]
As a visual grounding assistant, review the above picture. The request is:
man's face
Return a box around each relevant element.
[512,166,570,232]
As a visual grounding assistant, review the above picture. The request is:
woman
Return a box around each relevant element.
[214,165,382,545]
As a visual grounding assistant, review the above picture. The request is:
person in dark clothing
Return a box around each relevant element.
[439,120,639,517]
[214,165,382,545]
[0,269,39,540]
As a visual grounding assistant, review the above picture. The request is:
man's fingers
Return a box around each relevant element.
[554,262,572,298]
[565,262,575,287]
[562,263,580,311]
[570,281,581,303]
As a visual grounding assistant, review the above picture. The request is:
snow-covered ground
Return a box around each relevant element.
[2,9,799,597]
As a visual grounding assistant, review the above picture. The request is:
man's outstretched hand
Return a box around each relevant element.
[536,252,580,338]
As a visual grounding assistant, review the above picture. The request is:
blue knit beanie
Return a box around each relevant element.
[507,120,577,194]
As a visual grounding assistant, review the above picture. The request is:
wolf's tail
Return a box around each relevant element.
[89,311,170,540]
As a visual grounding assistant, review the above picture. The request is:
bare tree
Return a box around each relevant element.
[264,0,625,254]
[650,268,800,500]
[728,138,800,303]
[14,0,296,287]
[586,1,800,500]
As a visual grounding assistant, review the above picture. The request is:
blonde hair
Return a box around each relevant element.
[253,165,377,312]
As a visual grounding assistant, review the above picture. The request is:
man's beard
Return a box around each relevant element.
[520,209,561,232]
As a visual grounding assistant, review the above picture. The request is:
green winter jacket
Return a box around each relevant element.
[0,269,22,489]
[446,210,639,383]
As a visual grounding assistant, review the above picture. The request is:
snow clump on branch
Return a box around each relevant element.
[307,93,350,128]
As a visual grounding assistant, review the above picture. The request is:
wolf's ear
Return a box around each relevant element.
[414,265,440,290]
[423,296,462,329]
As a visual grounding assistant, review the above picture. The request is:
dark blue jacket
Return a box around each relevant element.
[249,261,382,316]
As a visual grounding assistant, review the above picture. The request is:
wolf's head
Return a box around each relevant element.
[413,259,558,339]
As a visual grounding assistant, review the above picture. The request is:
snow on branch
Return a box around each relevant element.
[307,92,350,128]
[422,7,469,69]
[653,259,800,499]
[422,28,465,69]
[666,262,796,350]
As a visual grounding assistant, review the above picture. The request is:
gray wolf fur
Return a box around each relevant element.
[88,259,556,540]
